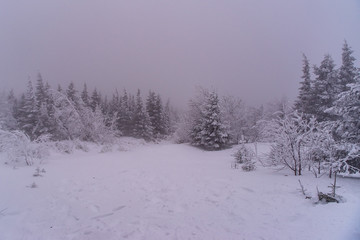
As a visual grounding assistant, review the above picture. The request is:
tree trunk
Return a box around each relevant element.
[332,171,337,197]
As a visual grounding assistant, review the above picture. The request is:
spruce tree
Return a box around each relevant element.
[163,100,172,135]
[90,88,101,112]
[33,74,53,137]
[191,91,229,150]
[146,91,164,137]
[338,41,359,92]
[35,73,46,109]
[0,91,17,130]
[18,80,38,139]
[329,78,360,173]
[313,54,339,121]
[57,84,62,93]
[295,54,315,117]
[81,83,90,107]
[133,90,153,140]
[66,82,78,104]
[118,90,131,136]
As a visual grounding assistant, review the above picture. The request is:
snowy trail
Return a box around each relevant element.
[0,142,359,240]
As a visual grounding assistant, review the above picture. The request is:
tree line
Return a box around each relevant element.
[0,41,358,175]
[0,78,175,143]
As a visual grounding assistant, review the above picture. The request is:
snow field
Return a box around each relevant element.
[0,140,359,240]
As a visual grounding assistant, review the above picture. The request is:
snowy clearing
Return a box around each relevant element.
[0,140,359,240]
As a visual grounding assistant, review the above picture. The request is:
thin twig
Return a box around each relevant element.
[0,208,8,215]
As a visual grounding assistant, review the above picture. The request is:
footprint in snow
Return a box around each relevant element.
[242,187,255,193]
[112,205,126,212]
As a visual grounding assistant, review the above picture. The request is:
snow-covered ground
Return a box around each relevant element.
[0,139,359,240]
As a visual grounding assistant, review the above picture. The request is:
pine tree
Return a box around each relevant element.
[328,79,360,173]
[163,100,172,135]
[18,80,38,139]
[66,82,78,104]
[146,91,164,137]
[191,91,229,150]
[118,90,131,136]
[108,90,120,117]
[295,54,315,116]
[313,54,339,121]
[338,41,359,92]
[133,90,153,140]
[81,83,90,107]
[0,91,17,130]
[33,74,53,137]
[90,88,101,112]
[7,90,18,130]
[57,84,62,93]
[35,73,46,109]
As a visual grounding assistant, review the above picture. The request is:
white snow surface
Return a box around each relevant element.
[0,139,359,240]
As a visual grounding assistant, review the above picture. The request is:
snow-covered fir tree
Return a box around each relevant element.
[328,79,360,173]
[117,90,132,136]
[295,54,315,117]
[17,80,38,139]
[162,100,172,136]
[312,54,339,121]
[133,90,153,141]
[338,41,359,92]
[81,83,90,107]
[66,82,79,105]
[33,74,54,137]
[146,91,165,138]
[190,91,229,150]
[90,88,101,112]
[0,91,17,130]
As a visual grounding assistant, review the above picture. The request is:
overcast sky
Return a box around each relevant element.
[1,0,359,108]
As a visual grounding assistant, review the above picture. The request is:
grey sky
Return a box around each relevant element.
[1,0,359,108]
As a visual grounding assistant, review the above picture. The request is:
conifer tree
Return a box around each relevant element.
[118,90,131,136]
[146,91,164,137]
[133,90,153,140]
[191,91,229,150]
[90,88,101,112]
[33,74,54,137]
[163,100,172,135]
[81,83,90,107]
[108,90,120,120]
[35,73,46,109]
[313,54,339,121]
[66,82,78,104]
[338,41,359,92]
[328,78,360,173]
[57,84,62,93]
[18,80,38,139]
[295,54,315,117]
[0,91,17,130]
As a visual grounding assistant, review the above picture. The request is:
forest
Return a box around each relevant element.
[1,41,359,177]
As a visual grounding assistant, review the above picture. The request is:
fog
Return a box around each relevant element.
[1,0,359,108]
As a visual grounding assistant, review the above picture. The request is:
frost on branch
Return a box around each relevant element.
[0,130,49,166]
[265,111,325,176]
